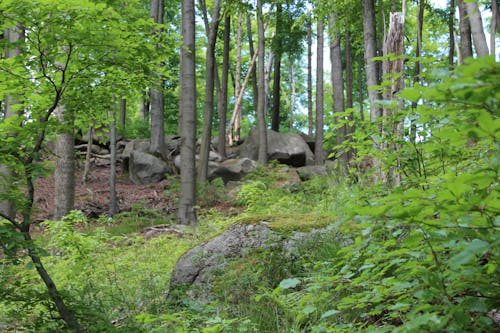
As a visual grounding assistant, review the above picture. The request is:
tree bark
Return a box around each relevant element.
[178,0,198,225]
[288,61,296,130]
[491,0,498,55]
[119,97,126,136]
[54,105,75,220]
[109,104,117,216]
[329,15,346,167]
[257,0,268,164]
[307,17,313,137]
[315,18,324,166]
[271,2,283,132]
[449,0,455,68]
[345,31,353,110]
[362,0,381,121]
[465,1,489,57]
[217,14,230,158]
[247,14,259,113]
[229,13,243,145]
[457,0,473,59]
[149,0,165,156]
[198,0,221,182]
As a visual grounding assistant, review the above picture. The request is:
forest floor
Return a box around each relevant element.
[33,162,173,222]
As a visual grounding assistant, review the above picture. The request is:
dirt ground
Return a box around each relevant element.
[33,162,174,222]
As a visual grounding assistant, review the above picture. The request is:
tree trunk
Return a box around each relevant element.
[109,105,117,216]
[198,0,221,182]
[140,90,150,121]
[449,0,455,68]
[119,97,126,136]
[345,31,353,110]
[217,14,230,158]
[178,0,198,225]
[358,52,365,122]
[362,0,381,121]
[491,0,498,55]
[329,15,346,167]
[288,61,295,130]
[257,0,268,164]
[247,14,259,113]
[307,17,313,137]
[81,126,93,184]
[149,0,165,156]
[315,18,324,166]
[232,13,243,145]
[457,0,473,59]
[54,105,75,220]
[382,11,405,187]
[465,1,489,57]
[271,2,283,132]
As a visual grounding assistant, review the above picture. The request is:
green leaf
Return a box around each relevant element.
[320,309,340,319]
[279,277,301,289]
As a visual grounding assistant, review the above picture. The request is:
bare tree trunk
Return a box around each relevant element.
[247,14,259,113]
[198,0,221,182]
[288,61,295,130]
[307,17,313,137]
[362,0,381,121]
[329,15,347,167]
[382,11,405,187]
[358,52,365,122]
[81,126,93,184]
[449,0,455,68]
[491,0,498,55]
[345,31,353,110]
[458,0,473,59]
[109,103,117,215]
[217,14,230,158]
[178,0,198,225]
[315,18,324,166]
[271,2,283,132]
[257,0,268,164]
[465,1,489,57]
[150,0,165,156]
[54,105,75,220]
[119,97,126,136]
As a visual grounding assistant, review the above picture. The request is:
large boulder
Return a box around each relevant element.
[169,223,280,301]
[208,158,257,184]
[239,127,314,167]
[296,165,327,181]
[129,150,171,185]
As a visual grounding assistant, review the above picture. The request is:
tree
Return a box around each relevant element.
[314,17,324,166]
[178,0,198,225]
[217,13,231,158]
[457,0,473,59]
[271,2,284,132]
[464,1,489,57]
[257,0,268,164]
[198,0,221,182]
[150,0,166,156]
[307,16,313,137]
[362,0,380,121]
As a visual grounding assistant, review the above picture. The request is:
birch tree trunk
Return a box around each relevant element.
[198,0,221,182]
[178,0,198,225]
[257,0,268,164]
[465,1,489,57]
[315,18,325,166]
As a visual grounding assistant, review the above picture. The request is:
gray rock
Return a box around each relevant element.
[296,165,327,181]
[208,158,257,184]
[169,223,280,300]
[129,150,170,185]
[239,127,314,167]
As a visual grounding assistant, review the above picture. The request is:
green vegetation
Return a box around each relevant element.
[1,53,499,333]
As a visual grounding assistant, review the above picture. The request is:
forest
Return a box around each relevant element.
[0,0,499,331]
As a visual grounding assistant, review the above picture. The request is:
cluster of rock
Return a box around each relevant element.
[119,127,325,185]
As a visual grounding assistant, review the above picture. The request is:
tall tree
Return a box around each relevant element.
[457,0,473,59]
[362,0,380,121]
[178,0,198,225]
[257,0,268,163]
[247,14,259,114]
[198,0,221,182]
[271,2,283,132]
[491,0,498,55]
[449,0,455,68]
[315,17,324,166]
[307,16,313,137]
[228,13,244,146]
[217,13,230,158]
[465,1,489,57]
[53,104,75,220]
[150,0,165,156]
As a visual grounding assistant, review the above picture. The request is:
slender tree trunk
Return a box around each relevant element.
[119,97,126,136]
[362,0,381,121]
[345,31,353,110]
[307,17,313,137]
[233,14,243,144]
[247,14,259,113]
[178,0,198,225]
[150,0,165,156]
[329,15,346,167]
[465,1,489,57]
[411,0,424,141]
[449,0,455,68]
[491,0,498,55]
[257,0,268,164]
[54,105,75,220]
[81,126,93,184]
[315,18,324,166]
[289,61,295,130]
[217,14,230,158]
[358,52,365,122]
[198,0,221,182]
[271,2,283,132]
[458,0,473,59]
[109,104,117,216]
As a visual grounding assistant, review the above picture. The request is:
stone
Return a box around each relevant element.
[239,127,314,167]
[296,165,327,181]
[129,150,170,185]
[208,158,257,184]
